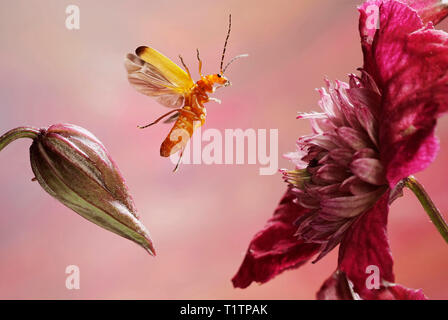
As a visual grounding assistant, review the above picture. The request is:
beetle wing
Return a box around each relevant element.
[125,51,191,108]
[163,112,180,124]
[135,46,194,89]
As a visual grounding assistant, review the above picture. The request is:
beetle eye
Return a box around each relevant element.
[217,74,222,78]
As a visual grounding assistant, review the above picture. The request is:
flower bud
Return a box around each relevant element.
[23,123,155,255]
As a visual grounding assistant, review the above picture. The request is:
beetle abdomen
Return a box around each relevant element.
[160,108,203,157]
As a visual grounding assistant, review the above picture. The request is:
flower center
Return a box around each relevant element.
[283,72,388,261]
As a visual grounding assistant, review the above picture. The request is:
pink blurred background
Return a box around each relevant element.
[0,0,447,299]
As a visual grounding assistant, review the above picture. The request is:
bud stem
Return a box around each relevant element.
[0,127,40,152]
[405,176,448,244]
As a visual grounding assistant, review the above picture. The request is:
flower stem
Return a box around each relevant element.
[405,176,448,244]
[0,127,40,152]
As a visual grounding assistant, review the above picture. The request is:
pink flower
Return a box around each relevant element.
[232,0,448,299]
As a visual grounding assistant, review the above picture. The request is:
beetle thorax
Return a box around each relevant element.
[196,76,214,93]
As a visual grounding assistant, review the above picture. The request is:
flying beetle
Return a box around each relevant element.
[125,15,248,171]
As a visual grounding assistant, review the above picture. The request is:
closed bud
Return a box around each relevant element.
[0,124,155,255]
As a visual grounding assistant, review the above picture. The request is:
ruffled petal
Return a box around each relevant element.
[359,0,448,78]
[374,284,428,300]
[232,190,320,288]
[350,158,386,185]
[317,270,428,300]
[358,0,384,81]
[403,0,448,25]
[359,1,448,186]
[317,271,356,300]
[338,191,394,299]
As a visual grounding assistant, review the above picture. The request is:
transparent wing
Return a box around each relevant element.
[125,53,186,108]
[163,112,180,123]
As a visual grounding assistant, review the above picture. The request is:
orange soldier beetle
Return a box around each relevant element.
[125,15,248,171]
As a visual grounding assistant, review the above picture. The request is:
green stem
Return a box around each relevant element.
[0,127,40,152]
[405,176,448,244]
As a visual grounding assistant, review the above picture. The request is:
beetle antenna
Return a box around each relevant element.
[223,54,249,73]
[220,14,232,74]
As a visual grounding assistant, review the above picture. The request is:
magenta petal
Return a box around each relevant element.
[336,127,370,150]
[350,158,386,186]
[358,1,383,45]
[340,176,377,195]
[329,148,353,167]
[374,284,428,300]
[336,190,428,299]
[347,87,381,115]
[316,164,350,183]
[403,0,448,25]
[383,128,440,187]
[358,0,384,81]
[360,1,448,186]
[232,190,320,288]
[317,271,355,300]
[317,270,428,300]
[320,187,386,218]
[338,191,394,299]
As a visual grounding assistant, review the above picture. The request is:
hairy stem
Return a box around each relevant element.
[405,176,448,244]
[0,127,40,152]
